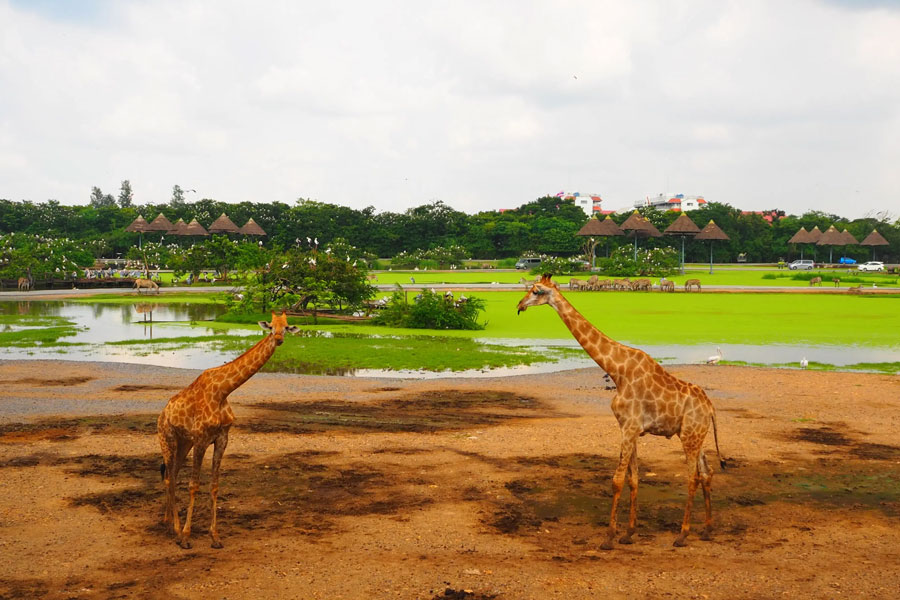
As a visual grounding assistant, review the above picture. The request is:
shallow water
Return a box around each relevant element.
[0,301,897,377]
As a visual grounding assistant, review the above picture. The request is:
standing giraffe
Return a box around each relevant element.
[157,311,299,549]
[516,275,724,548]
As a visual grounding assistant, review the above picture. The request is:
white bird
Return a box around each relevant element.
[314,237,318,246]
[707,347,723,365]
[306,236,311,244]
[800,357,808,369]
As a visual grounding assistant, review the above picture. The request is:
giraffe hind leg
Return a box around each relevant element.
[698,452,714,541]
[673,441,701,547]
[208,429,229,549]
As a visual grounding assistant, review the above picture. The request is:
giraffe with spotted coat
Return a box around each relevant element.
[157,311,299,549]
[516,274,725,549]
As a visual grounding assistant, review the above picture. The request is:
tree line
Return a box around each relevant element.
[0,189,897,263]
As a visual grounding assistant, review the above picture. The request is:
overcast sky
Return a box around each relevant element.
[1,1,899,218]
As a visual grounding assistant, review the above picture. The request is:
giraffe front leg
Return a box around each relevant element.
[619,449,639,545]
[179,444,208,549]
[166,439,191,539]
[209,429,229,549]
[674,444,701,547]
[601,436,636,551]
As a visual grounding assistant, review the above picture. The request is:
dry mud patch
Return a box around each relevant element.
[0,362,899,599]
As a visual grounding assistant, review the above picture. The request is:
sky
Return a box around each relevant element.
[1,1,899,218]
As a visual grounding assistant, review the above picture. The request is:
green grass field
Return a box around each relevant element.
[300,291,900,348]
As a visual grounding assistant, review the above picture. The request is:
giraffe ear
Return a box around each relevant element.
[285,325,300,334]
[259,321,273,331]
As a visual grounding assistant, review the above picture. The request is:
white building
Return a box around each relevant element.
[556,191,603,216]
[635,193,707,211]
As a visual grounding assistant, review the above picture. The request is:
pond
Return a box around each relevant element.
[1,301,898,376]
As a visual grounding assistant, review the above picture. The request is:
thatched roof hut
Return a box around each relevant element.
[182,218,209,236]
[787,227,812,244]
[125,215,151,233]
[808,226,823,243]
[839,229,858,245]
[146,213,175,232]
[239,218,267,236]
[620,211,662,237]
[663,213,701,236]
[695,220,730,241]
[576,215,624,237]
[861,229,889,247]
[207,213,241,234]
[167,218,189,235]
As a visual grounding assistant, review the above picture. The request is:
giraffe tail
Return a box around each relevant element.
[711,410,726,470]
[160,463,167,481]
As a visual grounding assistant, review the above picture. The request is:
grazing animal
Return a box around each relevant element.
[832,278,840,287]
[517,275,724,548]
[809,276,822,286]
[17,277,31,291]
[632,278,652,292]
[569,277,586,291]
[847,284,863,294]
[158,312,299,549]
[660,280,675,292]
[684,279,701,292]
[707,347,723,365]
[586,274,600,291]
[133,278,159,294]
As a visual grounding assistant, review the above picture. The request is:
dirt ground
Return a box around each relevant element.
[0,360,899,600]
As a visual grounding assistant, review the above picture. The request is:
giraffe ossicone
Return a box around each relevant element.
[157,311,299,549]
[517,274,725,549]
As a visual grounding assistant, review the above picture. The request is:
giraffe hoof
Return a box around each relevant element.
[211,539,224,549]
[618,536,634,545]
[672,537,687,548]
[599,540,615,551]
[178,539,192,549]
[700,531,713,542]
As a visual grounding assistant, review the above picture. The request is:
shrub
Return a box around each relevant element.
[372,288,486,330]
[598,246,678,277]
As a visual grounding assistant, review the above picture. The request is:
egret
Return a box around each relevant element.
[800,357,808,369]
[706,347,723,365]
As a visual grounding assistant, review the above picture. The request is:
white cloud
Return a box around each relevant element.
[0,0,898,217]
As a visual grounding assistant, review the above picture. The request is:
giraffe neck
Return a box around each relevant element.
[549,290,632,382]
[216,333,278,396]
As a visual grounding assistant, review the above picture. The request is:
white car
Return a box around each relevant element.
[857,261,885,272]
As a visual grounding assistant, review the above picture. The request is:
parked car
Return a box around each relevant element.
[788,260,814,270]
[839,257,857,265]
[515,257,542,270]
[857,261,885,272]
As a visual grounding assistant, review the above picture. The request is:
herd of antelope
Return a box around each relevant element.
[522,275,701,292]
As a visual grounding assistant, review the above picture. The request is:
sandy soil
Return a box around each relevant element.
[1,360,899,600]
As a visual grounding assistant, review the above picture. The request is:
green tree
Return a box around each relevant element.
[89,186,116,209]
[170,185,186,209]
[117,180,134,208]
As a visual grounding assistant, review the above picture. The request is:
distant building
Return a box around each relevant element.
[635,193,707,212]
[554,191,604,216]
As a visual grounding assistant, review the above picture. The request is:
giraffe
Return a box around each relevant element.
[157,311,299,549]
[517,275,724,549]
[684,279,701,292]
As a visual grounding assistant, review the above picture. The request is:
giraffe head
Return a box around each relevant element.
[258,311,300,345]
[516,274,558,314]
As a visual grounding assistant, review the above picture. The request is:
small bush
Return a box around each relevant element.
[372,289,486,330]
